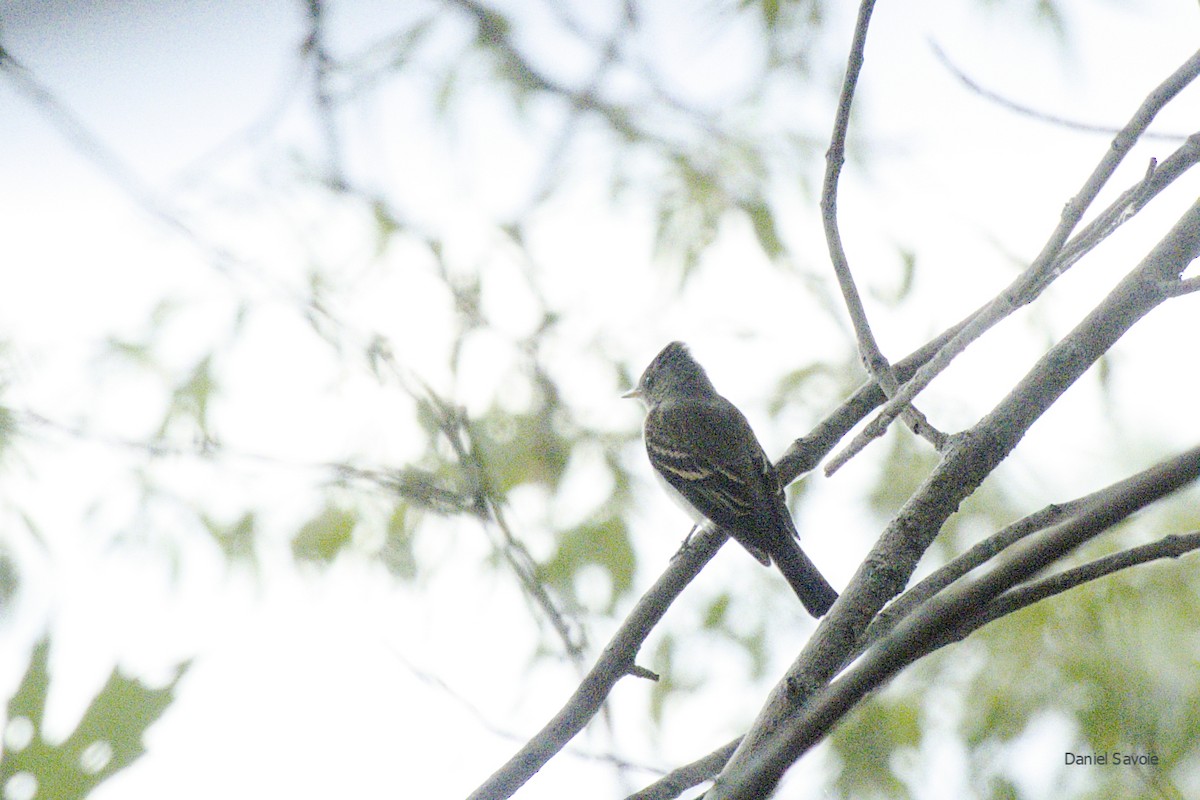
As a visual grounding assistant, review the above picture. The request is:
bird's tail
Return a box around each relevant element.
[772,540,838,617]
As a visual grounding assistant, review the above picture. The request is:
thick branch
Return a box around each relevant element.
[858,448,1196,654]
[714,198,1200,794]
[469,317,967,799]
[713,446,1200,799]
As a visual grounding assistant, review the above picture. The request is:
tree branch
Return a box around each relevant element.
[628,446,1200,797]
[826,48,1200,473]
[776,318,967,483]
[857,447,1200,654]
[1170,274,1200,297]
[711,195,1200,795]
[624,739,740,800]
[819,0,947,455]
[465,526,727,800]
[930,40,1192,142]
[975,529,1200,628]
[712,445,1200,799]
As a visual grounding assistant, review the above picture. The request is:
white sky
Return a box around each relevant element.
[2,1,1200,798]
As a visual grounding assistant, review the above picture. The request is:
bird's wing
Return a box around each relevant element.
[645,398,776,533]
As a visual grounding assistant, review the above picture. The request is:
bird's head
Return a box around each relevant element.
[623,341,716,407]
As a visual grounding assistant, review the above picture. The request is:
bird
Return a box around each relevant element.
[624,341,838,617]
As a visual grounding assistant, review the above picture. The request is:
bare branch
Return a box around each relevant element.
[624,739,740,800]
[931,41,1192,142]
[791,133,1200,482]
[712,195,1200,795]
[1169,274,1200,297]
[465,526,728,800]
[857,500,1077,653]
[711,445,1200,800]
[826,48,1200,473]
[1053,131,1200,275]
[977,529,1200,627]
[859,444,1200,654]
[820,0,947,456]
[776,318,968,483]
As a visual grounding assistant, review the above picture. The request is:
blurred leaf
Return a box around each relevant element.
[752,0,782,28]
[868,247,916,304]
[157,355,217,444]
[768,361,841,416]
[983,777,1019,800]
[201,511,257,567]
[867,430,939,519]
[743,0,827,30]
[474,407,571,496]
[103,337,155,367]
[1035,0,1067,38]
[0,636,188,800]
[542,516,635,609]
[0,402,14,466]
[649,635,676,726]
[293,505,357,564]
[370,199,403,254]
[654,155,724,280]
[0,546,20,615]
[380,503,417,579]
[740,198,785,260]
[831,692,920,800]
[414,396,447,439]
[702,593,732,629]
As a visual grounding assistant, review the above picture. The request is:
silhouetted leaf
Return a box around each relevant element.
[1,636,188,800]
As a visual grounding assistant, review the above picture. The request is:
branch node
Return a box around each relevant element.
[629,664,660,682]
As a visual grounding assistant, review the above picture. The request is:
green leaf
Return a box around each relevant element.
[741,198,785,259]
[292,506,357,564]
[1,636,188,800]
[474,408,571,496]
[831,693,921,800]
[542,517,635,609]
[702,593,732,629]
[381,503,417,579]
[202,511,258,566]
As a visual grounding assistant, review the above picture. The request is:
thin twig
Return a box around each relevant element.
[465,525,729,800]
[710,445,1200,800]
[624,739,740,800]
[825,48,1200,474]
[301,0,349,188]
[977,529,1200,626]
[1170,274,1200,297]
[931,41,1192,142]
[819,0,947,453]
[776,318,968,483]
[713,194,1200,797]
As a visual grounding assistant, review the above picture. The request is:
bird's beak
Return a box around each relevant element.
[622,387,642,400]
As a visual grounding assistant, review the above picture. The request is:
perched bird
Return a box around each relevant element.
[625,342,838,617]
